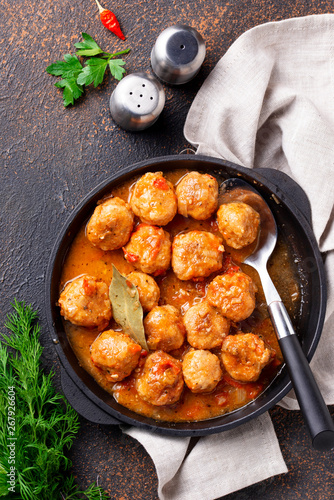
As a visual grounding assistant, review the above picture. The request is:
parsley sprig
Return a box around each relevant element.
[0,300,110,499]
[46,33,130,107]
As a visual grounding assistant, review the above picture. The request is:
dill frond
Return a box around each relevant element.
[0,300,110,500]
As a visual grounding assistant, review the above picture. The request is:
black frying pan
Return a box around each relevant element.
[45,154,327,436]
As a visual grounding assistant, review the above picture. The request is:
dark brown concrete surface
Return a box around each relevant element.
[1,0,334,499]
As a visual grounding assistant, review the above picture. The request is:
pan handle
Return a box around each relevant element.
[269,300,334,451]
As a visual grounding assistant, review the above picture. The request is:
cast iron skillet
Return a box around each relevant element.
[45,154,327,436]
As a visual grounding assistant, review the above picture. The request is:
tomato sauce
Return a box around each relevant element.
[60,170,300,422]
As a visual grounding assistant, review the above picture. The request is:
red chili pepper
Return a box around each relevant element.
[94,0,125,40]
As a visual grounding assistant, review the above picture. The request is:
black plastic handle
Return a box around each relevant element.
[279,334,334,451]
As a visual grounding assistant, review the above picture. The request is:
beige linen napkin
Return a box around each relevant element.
[124,14,334,499]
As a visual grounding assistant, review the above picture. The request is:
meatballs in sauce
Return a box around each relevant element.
[86,197,134,251]
[58,168,298,423]
[58,275,112,329]
[130,171,177,226]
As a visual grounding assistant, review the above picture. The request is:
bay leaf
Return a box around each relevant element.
[109,264,148,350]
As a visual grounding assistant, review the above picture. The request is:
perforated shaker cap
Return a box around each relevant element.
[151,25,206,84]
[110,72,165,131]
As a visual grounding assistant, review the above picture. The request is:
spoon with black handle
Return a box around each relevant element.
[221,178,334,452]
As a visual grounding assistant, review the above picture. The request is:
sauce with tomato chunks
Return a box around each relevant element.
[60,169,300,422]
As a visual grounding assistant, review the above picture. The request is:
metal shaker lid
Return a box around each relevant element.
[151,25,206,85]
[110,72,165,131]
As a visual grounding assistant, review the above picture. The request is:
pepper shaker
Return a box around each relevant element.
[151,25,206,85]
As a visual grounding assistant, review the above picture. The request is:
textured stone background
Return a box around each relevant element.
[1,0,334,498]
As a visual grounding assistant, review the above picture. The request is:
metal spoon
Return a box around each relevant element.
[220,177,334,451]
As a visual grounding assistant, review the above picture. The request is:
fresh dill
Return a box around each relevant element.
[0,300,109,500]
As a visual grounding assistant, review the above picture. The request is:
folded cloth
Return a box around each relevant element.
[125,412,287,500]
[124,14,334,499]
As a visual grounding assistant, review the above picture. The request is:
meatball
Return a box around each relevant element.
[221,333,272,382]
[136,351,184,406]
[217,202,260,249]
[182,349,222,393]
[176,171,218,220]
[58,275,112,329]
[144,305,185,351]
[207,271,257,322]
[184,300,230,349]
[123,224,171,275]
[130,172,177,226]
[127,271,160,312]
[86,197,134,251]
[90,330,141,382]
[172,230,224,281]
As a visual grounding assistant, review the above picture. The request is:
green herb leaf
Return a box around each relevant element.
[74,32,104,57]
[0,300,110,499]
[46,33,130,107]
[61,475,110,499]
[54,78,84,107]
[46,53,83,78]
[46,55,84,106]
[108,59,126,81]
[77,57,109,88]
[109,265,148,350]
